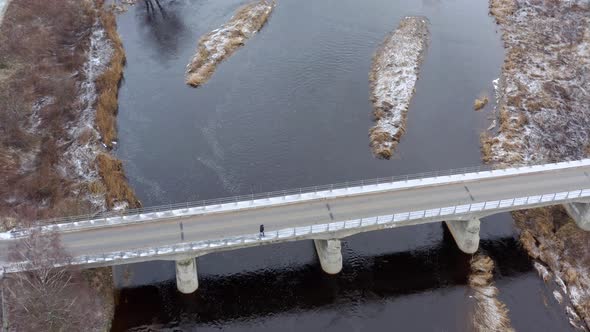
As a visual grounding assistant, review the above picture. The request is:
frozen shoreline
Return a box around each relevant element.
[486,0,590,329]
[368,16,429,159]
[185,0,275,87]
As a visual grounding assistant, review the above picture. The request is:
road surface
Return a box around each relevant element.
[1,163,590,262]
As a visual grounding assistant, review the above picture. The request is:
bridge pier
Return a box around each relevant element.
[314,239,343,274]
[564,203,590,230]
[175,257,199,294]
[445,218,480,254]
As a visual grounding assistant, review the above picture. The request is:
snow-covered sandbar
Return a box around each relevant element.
[185,0,275,87]
[368,17,429,159]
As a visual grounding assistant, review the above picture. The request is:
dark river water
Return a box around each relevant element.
[111,0,574,330]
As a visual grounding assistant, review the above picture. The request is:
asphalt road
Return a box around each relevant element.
[2,165,590,262]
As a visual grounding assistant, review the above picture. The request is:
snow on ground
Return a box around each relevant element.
[484,0,590,165]
[60,22,114,211]
[468,255,515,331]
[112,0,139,13]
[368,16,429,159]
[488,0,590,328]
[185,0,275,87]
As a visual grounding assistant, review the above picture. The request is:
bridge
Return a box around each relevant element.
[2,159,590,293]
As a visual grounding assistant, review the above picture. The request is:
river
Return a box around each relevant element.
[111,0,574,330]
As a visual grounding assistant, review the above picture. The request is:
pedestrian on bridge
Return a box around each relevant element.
[259,224,265,238]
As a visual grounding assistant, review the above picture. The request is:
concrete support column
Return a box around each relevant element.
[314,239,343,274]
[445,218,480,254]
[175,257,198,294]
[564,203,590,231]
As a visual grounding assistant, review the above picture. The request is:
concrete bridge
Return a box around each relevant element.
[2,159,590,293]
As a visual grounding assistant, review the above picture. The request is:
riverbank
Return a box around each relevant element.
[185,0,275,87]
[368,17,429,159]
[485,0,590,328]
[0,0,137,330]
[0,0,138,227]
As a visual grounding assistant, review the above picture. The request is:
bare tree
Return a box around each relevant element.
[3,230,97,331]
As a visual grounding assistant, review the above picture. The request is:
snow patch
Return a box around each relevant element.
[185,0,275,87]
[488,0,590,327]
[368,17,429,159]
[58,22,114,212]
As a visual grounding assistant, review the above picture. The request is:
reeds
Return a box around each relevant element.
[489,0,517,25]
[185,0,275,87]
[96,153,139,209]
[469,255,515,332]
[96,1,126,148]
[473,96,488,111]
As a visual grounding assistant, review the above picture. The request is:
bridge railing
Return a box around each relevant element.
[25,159,588,229]
[36,165,486,224]
[31,160,590,225]
[4,186,590,272]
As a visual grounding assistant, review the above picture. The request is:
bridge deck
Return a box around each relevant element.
[2,160,590,266]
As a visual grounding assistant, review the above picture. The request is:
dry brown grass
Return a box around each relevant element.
[233,0,274,27]
[0,0,95,220]
[372,109,385,120]
[374,146,393,159]
[186,62,216,87]
[474,96,489,111]
[96,153,140,209]
[497,107,511,132]
[469,255,494,287]
[513,207,590,326]
[469,255,515,332]
[185,0,275,87]
[96,1,126,147]
[93,1,140,212]
[87,180,107,195]
[0,0,139,217]
[367,17,427,160]
[480,132,494,163]
[369,127,398,159]
[489,0,517,25]
[0,1,124,329]
[82,267,116,331]
[487,0,590,326]
[369,128,392,145]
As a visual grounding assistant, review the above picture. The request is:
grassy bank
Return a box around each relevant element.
[485,0,590,328]
[0,0,138,330]
[0,0,95,222]
[97,153,140,209]
[96,0,126,148]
